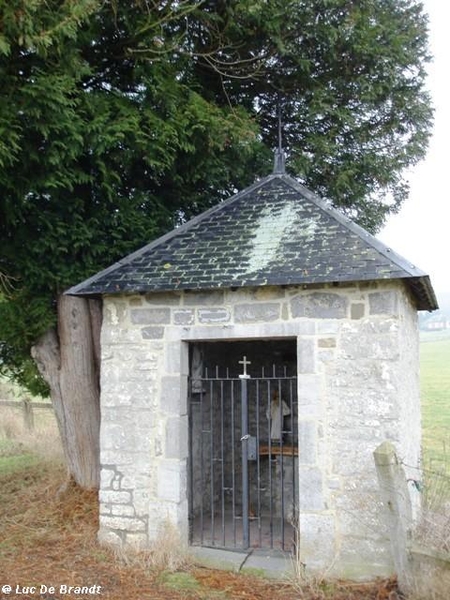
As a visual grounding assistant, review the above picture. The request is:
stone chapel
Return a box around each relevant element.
[68,159,437,578]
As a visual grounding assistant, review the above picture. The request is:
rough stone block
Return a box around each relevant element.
[100,422,127,451]
[184,291,224,306]
[112,473,122,490]
[147,501,181,540]
[297,375,322,418]
[198,308,231,323]
[157,460,186,503]
[161,376,182,414]
[327,477,342,490]
[99,504,112,515]
[331,446,372,477]
[100,468,116,490]
[234,302,280,323]
[339,320,400,359]
[111,504,136,517]
[101,414,152,453]
[253,286,286,300]
[369,291,398,315]
[98,528,123,547]
[131,308,171,324]
[99,490,132,504]
[102,327,143,344]
[104,300,128,326]
[121,472,153,490]
[299,468,324,510]
[164,341,181,374]
[318,349,335,363]
[351,303,365,320]
[336,530,391,571]
[297,337,315,375]
[144,292,181,305]
[298,421,317,465]
[102,381,156,408]
[318,337,336,348]
[317,321,340,335]
[165,416,188,459]
[141,326,165,339]
[100,515,147,532]
[291,293,348,319]
[299,513,336,566]
[132,487,151,515]
[174,309,195,325]
[100,450,134,466]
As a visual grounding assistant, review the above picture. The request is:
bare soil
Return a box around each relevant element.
[0,459,400,599]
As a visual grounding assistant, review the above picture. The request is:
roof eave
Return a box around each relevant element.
[406,275,439,312]
[67,272,439,312]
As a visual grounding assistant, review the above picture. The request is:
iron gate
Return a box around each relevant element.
[188,357,298,551]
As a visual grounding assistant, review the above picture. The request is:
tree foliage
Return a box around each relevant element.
[0,0,432,393]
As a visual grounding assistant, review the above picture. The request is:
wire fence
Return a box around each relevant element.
[402,458,450,555]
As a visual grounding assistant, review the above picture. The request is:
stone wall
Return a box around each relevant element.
[98,281,420,577]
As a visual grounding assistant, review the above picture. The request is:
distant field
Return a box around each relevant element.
[420,330,450,466]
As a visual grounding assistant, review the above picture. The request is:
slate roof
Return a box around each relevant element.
[67,172,438,311]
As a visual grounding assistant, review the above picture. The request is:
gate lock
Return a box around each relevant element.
[240,434,257,461]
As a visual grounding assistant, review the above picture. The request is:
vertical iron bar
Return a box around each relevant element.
[279,378,285,549]
[231,380,236,547]
[210,378,214,544]
[188,378,194,544]
[267,379,273,549]
[199,384,205,545]
[291,377,297,548]
[220,380,225,546]
[241,376,249,549]
[256,378,262,548]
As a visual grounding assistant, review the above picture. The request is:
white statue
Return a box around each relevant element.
[266,389,290,442]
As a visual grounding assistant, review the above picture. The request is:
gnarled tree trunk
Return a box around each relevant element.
[31,294,101,489]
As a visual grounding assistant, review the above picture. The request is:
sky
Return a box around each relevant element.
[379,0,449,297]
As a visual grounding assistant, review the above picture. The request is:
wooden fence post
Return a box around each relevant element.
[373,441,412,592]
[22,398,34,431]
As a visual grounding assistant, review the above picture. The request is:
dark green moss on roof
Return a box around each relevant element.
[67,173,437,311]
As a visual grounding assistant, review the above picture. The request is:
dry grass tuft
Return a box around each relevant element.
[407,567,450,600]
[0,405,63,463]
[114,519,193,574]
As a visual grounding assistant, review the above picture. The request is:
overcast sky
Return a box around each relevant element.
[379,0,449,297]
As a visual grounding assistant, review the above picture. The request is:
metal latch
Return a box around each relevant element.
[241,435,257,461]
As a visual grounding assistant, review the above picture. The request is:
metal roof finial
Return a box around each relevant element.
[273,95,286,174]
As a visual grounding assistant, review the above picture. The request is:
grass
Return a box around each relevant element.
[0,451,43,475]
[420,331,450,467]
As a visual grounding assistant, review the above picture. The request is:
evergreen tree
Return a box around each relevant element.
[0,0,432,487]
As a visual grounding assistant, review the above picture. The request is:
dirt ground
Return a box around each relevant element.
[0,459,401,600]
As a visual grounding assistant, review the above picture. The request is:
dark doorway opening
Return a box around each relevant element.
[188,339,298,552]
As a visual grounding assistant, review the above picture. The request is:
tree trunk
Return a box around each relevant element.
[31,294,101,489]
